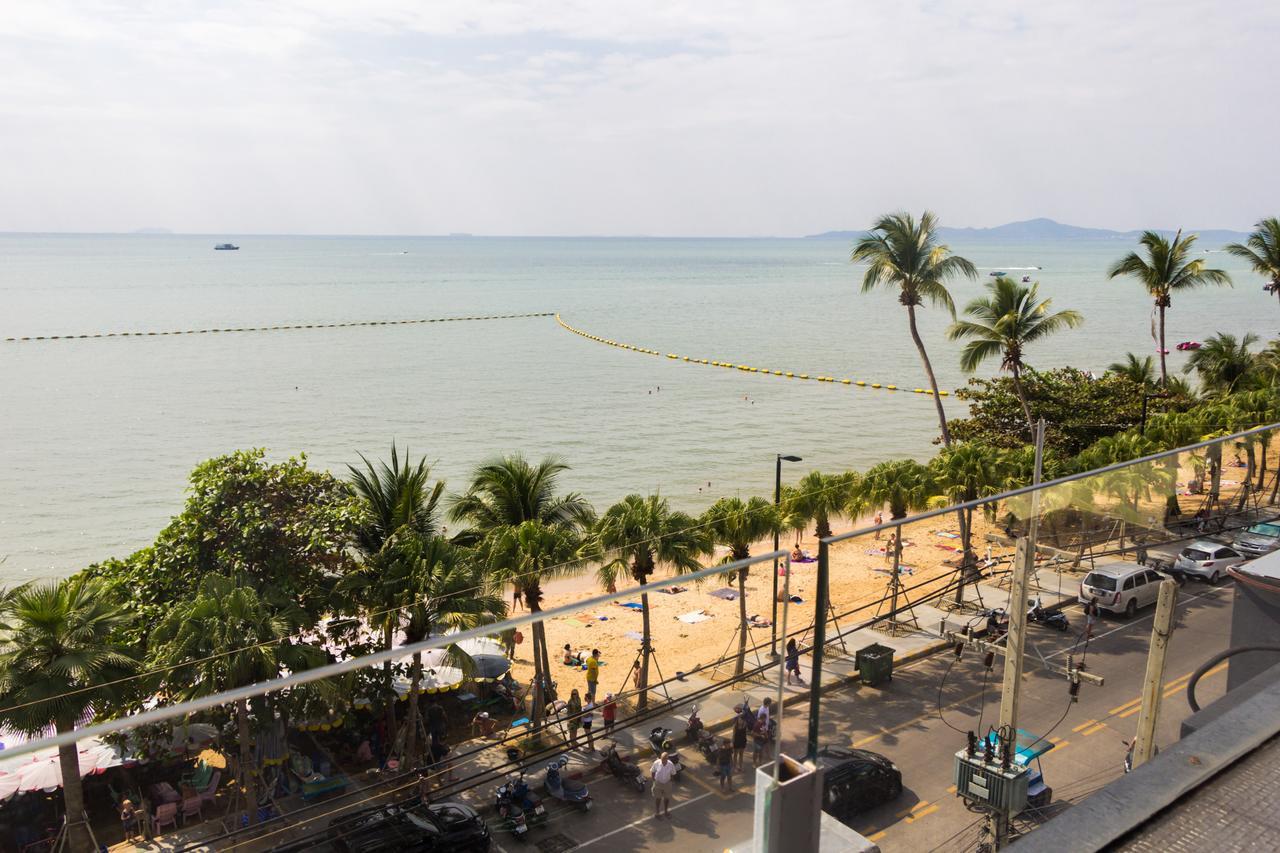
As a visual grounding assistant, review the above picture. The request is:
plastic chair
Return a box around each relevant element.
[180,795,203,825]
[199,770,222,807]
[153,802,178,833]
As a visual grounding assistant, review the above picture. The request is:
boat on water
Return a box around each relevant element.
[1176,341,1202,351]
[214,243,239,251]
[990,271,1006,276]
[1022,275,1031,282]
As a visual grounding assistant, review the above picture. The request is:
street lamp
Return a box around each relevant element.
[772,454,803,657]
[1140,390,1172,435]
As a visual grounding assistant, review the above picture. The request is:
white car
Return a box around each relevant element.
[1172,540,1242,584]
[1077,565,1169,617]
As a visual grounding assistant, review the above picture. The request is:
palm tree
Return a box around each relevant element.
[378,534,504,764]
[1184,332,1259,395]
[859,459,935,520]
[348,445,445,748]
[701,497,780,677]
[1225,217,1280,302]
[593,495,711,709]
[477,521,584,729]
[149,575,323,827]
[930,445,1009,603]
[948,277,1084,438]
[0,579,137,853]
[852,211,978,446]
[1108,231,1231,385]
[787,471,859,541]
[1107,353,1156,386]
[449,454,593,541]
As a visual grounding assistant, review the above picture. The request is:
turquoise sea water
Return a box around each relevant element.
[0,234,1269,584]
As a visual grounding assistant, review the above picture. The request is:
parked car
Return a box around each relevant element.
[1173,540,1242,583]
[817,746,903,823]
[1078,564,1171,617]
[1233,521,1280,559]
[326,799,490,853]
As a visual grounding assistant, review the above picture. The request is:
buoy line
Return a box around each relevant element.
[555,314,953,397]
[3,312,555,343]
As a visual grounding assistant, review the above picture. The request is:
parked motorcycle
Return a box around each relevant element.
[1028,597,1070,632]
[602,742,647,792]
[507,772,547,827]
[495,778,530,840]
[544,756,592,811]
[648,727,685,778]
[685,705,704,741]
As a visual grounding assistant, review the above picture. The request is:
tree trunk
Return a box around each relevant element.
[382,623,397,763]
[1158,302,1168,385]
[405,650,422,767]
[1011,362,1035,440]
[816,513,832,540]
[237,698,258,827]
[55,718,92,853]
[953,508,975,605]
[735,567,749,677]
[906,302,951,447]
[1238,444,1257,511]
[1257,440,1268,492]
[638,591,652,710]
[529,611,546,731]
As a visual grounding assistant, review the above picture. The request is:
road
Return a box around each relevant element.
[489,581,1235,853]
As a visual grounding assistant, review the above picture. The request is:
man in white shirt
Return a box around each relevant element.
[650,752,676,818]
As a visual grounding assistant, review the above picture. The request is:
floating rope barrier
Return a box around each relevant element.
[555,313,954,397]
[3,312,555,343]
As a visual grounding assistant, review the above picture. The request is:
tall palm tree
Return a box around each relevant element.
[852,211,978,446]
[1108,231,1231,385]
[1224,217,1280,302]
[376,534,504,764]
[0,579,137,853]
[1107,353,1156,386]
[477,521,584,729]
[701,497,780,677]
[149,575,322,827]
[858,459,935,520]
[930,445,1009,603]
[1184,332,1259,396]
[787,471,859,541]
[948,277,1083,438]
[449,454,593,541]
[348,445,445,748]
[593,494,711,709]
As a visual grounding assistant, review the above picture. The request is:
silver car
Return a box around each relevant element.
[1173,540,1241,584]
[1078,565,1169,617]
[1233,521,1280,559]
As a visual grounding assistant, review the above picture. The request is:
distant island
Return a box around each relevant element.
[806,217,1249,244]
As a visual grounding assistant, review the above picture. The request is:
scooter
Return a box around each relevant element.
[1028,597,1070,632]
[544,756,592,811]
[685,705,704,742]
[648,727,685,778]
[602,742,647,792]
[494,779,530,840]
[507,772,547,827]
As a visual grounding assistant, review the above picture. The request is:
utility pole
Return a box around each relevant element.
[1132,578,1178,769]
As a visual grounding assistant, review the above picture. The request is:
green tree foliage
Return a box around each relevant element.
[859,459,935,520]
[786,471,859,540]
[948,277,1083,438]
[593,494,710,709]
[1225,217,1280,298]
[700,497,779,677]
[0,578,138,853]
[852,211,978,446]
[1107,353,1156,386]
[1183,332,1259,395]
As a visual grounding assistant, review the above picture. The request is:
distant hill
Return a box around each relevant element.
[806,218,1249,243]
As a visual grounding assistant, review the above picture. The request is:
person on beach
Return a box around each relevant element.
[120,799,141,842]
[715,738,734,790]
[563,644,579,666]
[426,697,447,744]
[565,689,583,749]
[471,711,497,738]
[885,532,897,562]
[786,638,803,685]
[732,713,749,770]
[602,693,617,734]
[651,752,676,818]
[874,511,883,538]
[585,649,600,701]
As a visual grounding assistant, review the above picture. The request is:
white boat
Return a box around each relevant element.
[214,243,239,251]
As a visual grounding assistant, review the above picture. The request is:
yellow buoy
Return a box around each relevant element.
[798,374,809,380]
[786,372,794,378]
[939,390,949,396]
[841,379,851,384]
[871,383,881,388]
[887,385,898,390]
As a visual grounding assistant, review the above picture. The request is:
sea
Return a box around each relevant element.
[0,233,1269,585]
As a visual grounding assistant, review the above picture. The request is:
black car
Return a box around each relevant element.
[817,746,903,822]
[326,798,490,853]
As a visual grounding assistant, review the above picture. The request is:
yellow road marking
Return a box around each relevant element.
[869,831,887,842]
[905,804,940,823]
[1072,719,1100,733]
[1082,723,1107,736]
[947,784,957,794]
[1050,737,1070,750]
[1108,697,1142,716]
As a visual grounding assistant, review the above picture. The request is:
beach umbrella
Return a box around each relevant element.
[196,748,227,769]
[423,637,510,683]
[171,722,219,748]
[17,758,63,792]
[78,740,125,775]
[0,772,20,801]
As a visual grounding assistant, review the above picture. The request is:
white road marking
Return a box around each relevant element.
[573,790,719,848]
[1045,583,1231,660]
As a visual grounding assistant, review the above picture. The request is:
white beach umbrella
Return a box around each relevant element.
[78,740,124,774]
[17,757,63,792]
[0,772,21,801]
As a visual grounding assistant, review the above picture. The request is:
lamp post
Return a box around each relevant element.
[772,453,803,657]
[1140,390,1172,435]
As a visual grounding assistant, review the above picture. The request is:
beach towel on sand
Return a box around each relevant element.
[708,588,738,601]
[934,530,960,539]
[624,631,645,641]
[677,610,712,624]
[616,602,644,610]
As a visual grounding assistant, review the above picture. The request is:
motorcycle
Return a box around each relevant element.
[494,779,530,840]
[685,705,704,741]
[544,756,592,811]
[685,705,716,761]
[648,727,685,778]
[602,742,647,792]
[507,772,547,827]
[1028,597,1070,632]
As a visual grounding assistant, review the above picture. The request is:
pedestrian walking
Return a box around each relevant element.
[785,638,804,685]
[425,697,447,743]
[585,649,601,701]
[651,752,676,818]
[732,714,749,770]
[874,511,883,538]
[565,689,582,749]
[752,698,774,766]
[582,701,596,752]
[602,693,617,734]
[714,738,733,790]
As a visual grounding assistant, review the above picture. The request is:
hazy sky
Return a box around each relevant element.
[3,1,1277,236]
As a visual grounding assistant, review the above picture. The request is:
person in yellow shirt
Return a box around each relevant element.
[585,649,600,701]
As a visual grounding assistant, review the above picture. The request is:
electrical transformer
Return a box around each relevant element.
[954,750,1031,815]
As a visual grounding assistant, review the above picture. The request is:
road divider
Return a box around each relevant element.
[555,314,955,397]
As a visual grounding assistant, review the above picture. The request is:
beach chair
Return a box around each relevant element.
[153,802,178,834]
[199,769,222,807]
[180,795,203,825]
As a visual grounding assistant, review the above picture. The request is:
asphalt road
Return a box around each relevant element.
[488,580,1235,853]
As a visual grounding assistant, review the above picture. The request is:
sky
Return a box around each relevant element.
[2,1,1277,237]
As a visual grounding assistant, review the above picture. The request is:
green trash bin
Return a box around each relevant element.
[855,642,894,686]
